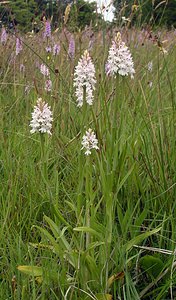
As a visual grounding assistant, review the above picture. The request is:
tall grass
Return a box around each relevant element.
[0,27,176,299]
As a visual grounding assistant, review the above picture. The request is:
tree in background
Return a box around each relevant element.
[0,0,104,32]
[152,0,176,27]
[68,0,104,30]
[34,0,73,24]
[113,0,176,28]
[0,0,38,31]
[1,0,175,31]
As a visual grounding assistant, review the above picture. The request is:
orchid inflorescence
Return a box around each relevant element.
[29,32,135,156]
[30,98,53,135]
[73,50,96,107]
[106,32,135,78]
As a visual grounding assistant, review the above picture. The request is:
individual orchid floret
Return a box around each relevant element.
[46,46,52,53]
[147,61,153,72]
[81,128,99,156]
[105,62,111,76]
[148,81,153,88]
[74,50,96,107]
[30,98,53,135]
[106,32,135,78]
[40,63,50,77]
[16,37,23,55]
[53,43,60,56]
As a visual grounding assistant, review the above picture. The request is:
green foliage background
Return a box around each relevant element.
[113,0,176,28]
[0,0,176,32]
[0,0,104,32]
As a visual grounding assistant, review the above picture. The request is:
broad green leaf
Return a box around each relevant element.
[53,204,71,228]
[34,225,76,268]
[125,227,162,251]
[129,208,148,238]
[86,241,104,252]
[17,265,43,277]
[134,209,148,229]
[34,225,63,257]
[73,226,102,238]
[44,216,71,252]
[84,255,99,279]
[65,200,77,212]
[121,208,133,236]
[140,255,164,279]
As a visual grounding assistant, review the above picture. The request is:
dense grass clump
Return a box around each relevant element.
[0,27,176,299]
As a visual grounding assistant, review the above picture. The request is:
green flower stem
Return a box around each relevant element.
[81,86,89,129]
[40,133,48,184]
[77,87,89,220]
[85,155,92,249]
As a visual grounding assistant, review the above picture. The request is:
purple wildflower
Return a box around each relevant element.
[68,36,75,59]
[44,20,51,38]
[45,79,52,92]
[46,46,52,53]
[1,27,7,45]
[40,64,50,77]
[16,37,23,56]
[53,43,60,56]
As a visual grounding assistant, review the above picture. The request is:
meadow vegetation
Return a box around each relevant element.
[0,24,176,300]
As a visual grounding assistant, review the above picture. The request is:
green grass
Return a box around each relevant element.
[0,28,176,299]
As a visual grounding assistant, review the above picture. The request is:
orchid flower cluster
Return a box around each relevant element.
[16,38,23,56]
[53,43,60,56]
[40,64,52,92]
[81,128,99,156]
[40,64,50,77]
[106,32,135,78]
[43,20,51,39]
[68,36,75,59]
[73,50,96,107]
[30,98,53,135]
[43,20,57,92]
[45,44,60,56]
[1,27,7,45]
